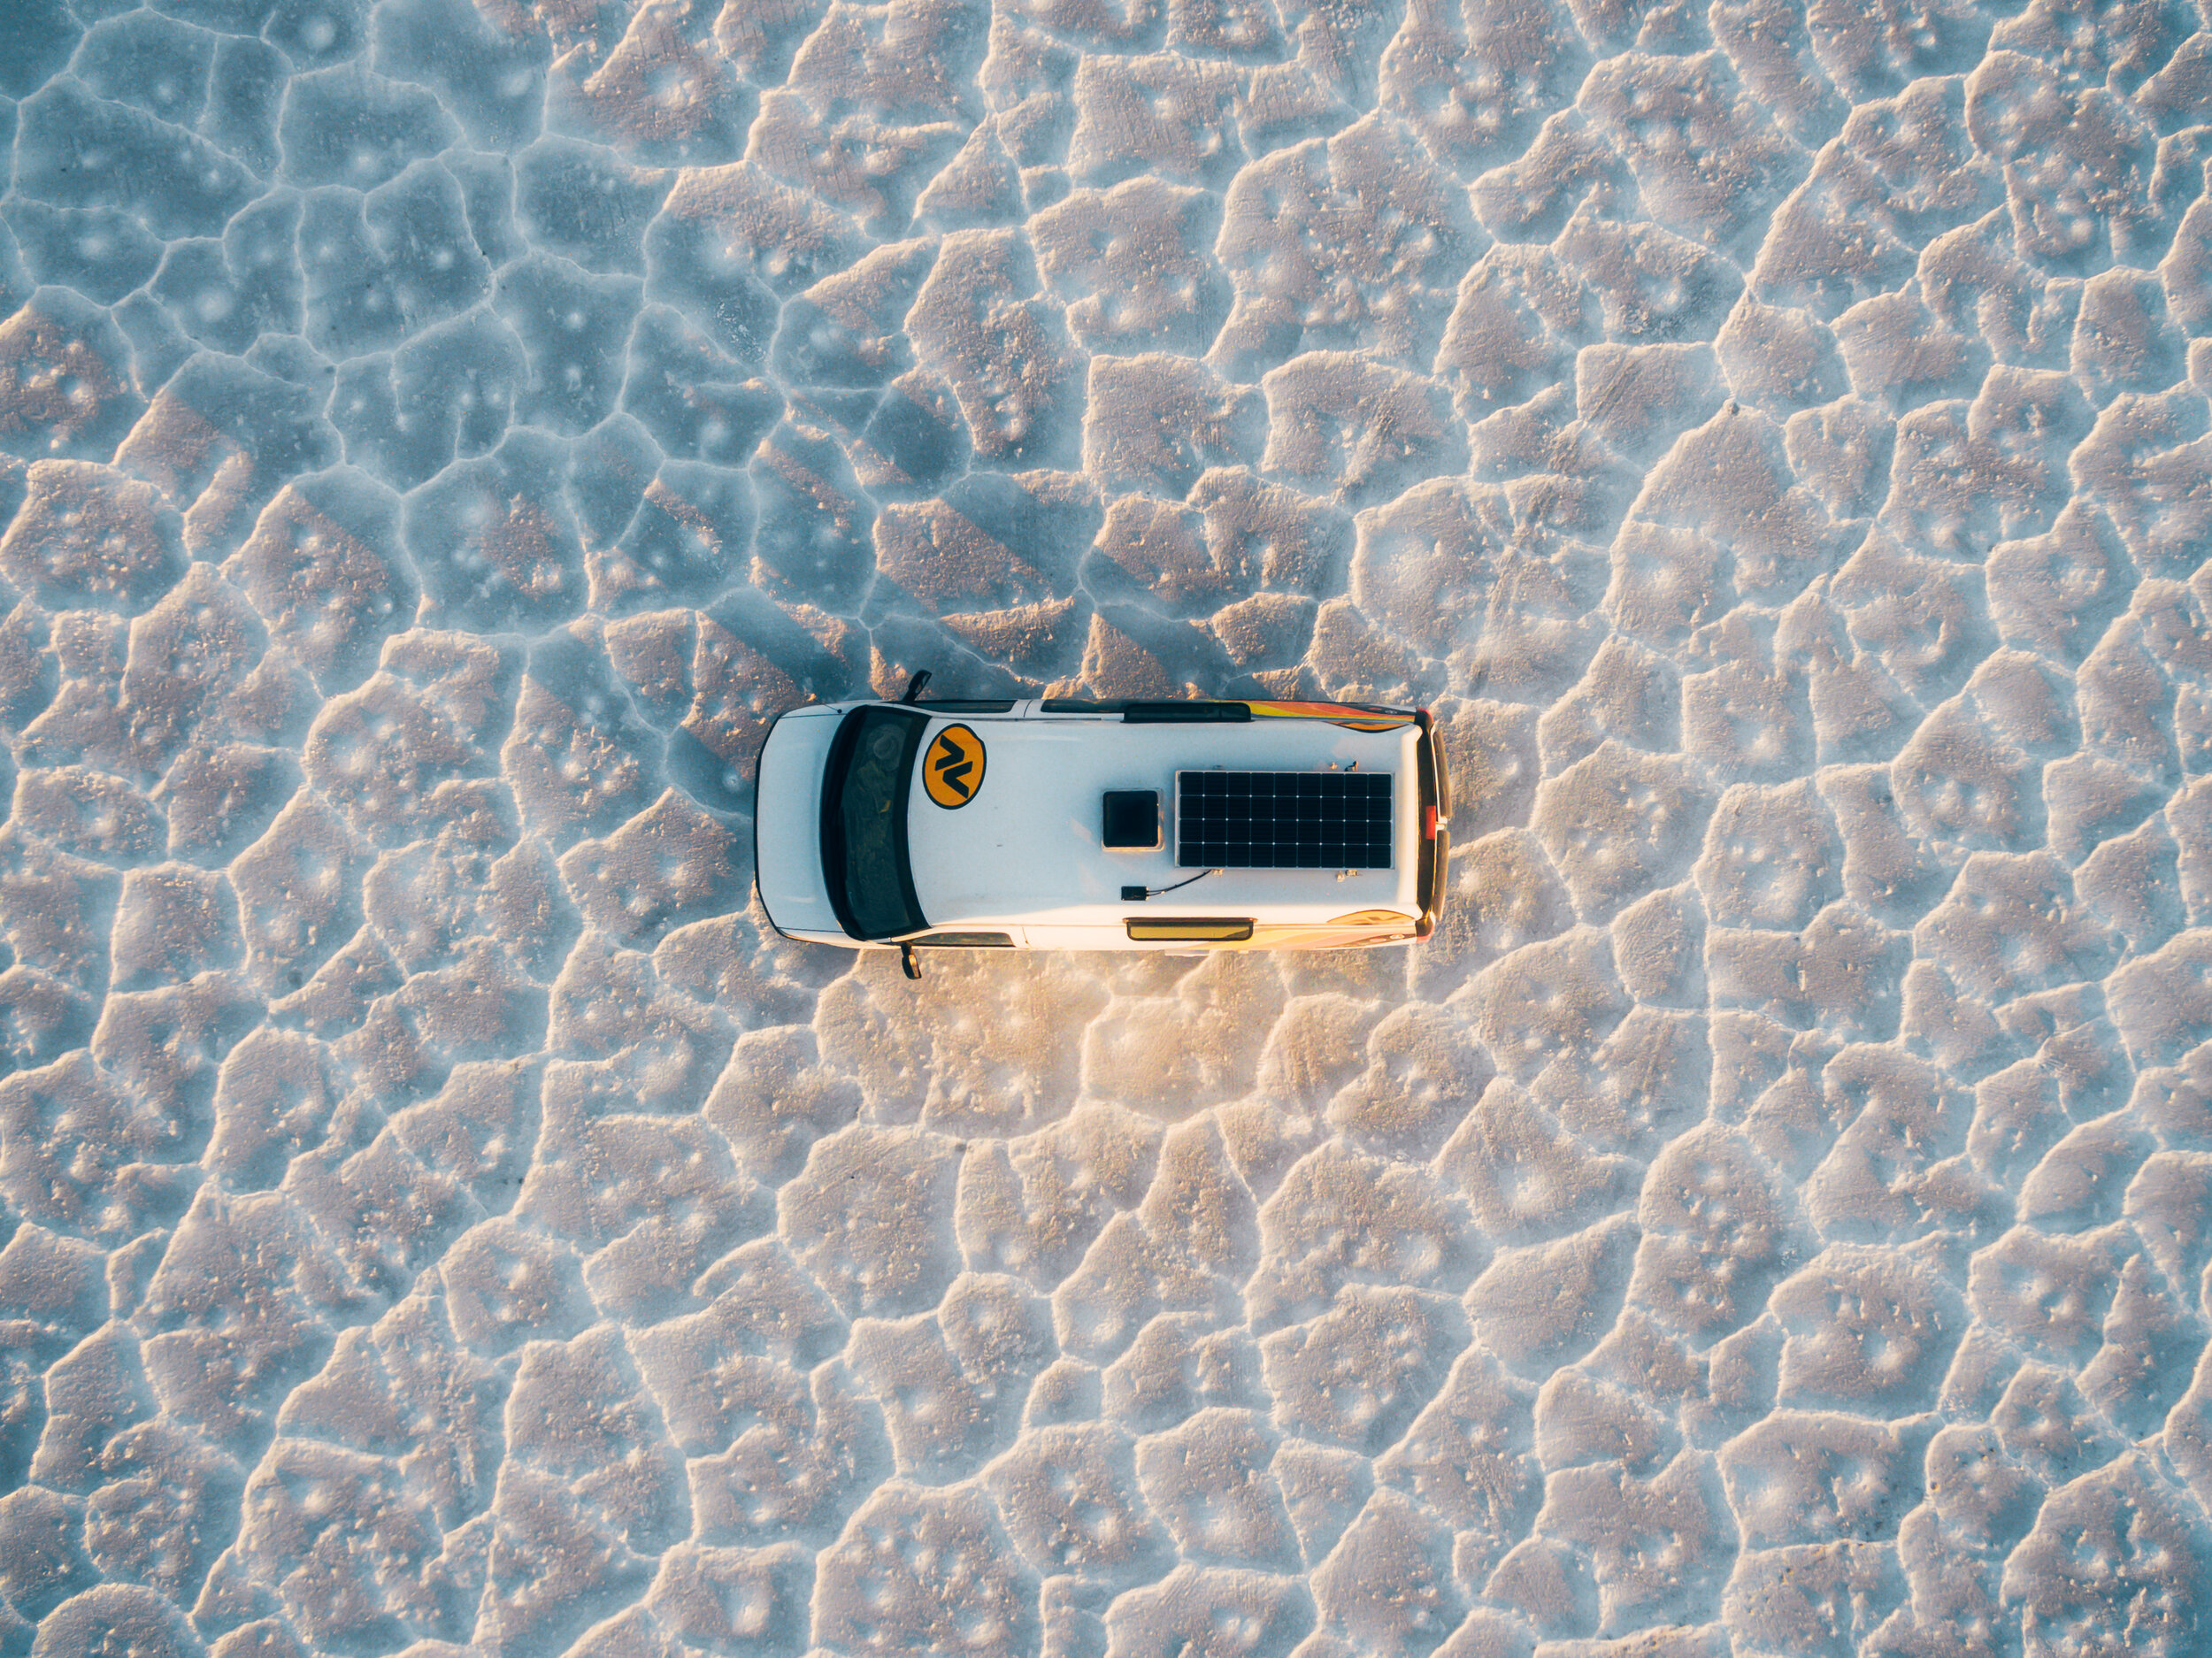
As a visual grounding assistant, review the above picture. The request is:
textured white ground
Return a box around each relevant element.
[0,0,2209,1654]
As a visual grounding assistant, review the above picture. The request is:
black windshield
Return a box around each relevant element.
[820,706,929,940]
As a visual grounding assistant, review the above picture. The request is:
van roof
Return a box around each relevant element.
[902,704,1425,929]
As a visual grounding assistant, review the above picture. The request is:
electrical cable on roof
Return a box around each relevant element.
[1121,867,1221,902]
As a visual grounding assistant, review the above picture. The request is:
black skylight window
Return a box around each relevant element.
[1102,790,1160,848]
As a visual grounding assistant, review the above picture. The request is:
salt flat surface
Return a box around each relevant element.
[0,0,2208,1654]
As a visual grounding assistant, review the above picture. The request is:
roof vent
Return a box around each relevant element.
[1102,790,1160,849]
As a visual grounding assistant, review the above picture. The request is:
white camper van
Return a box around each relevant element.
[753,680,1451,977]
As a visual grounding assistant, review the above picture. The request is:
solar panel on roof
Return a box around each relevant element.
[1174,771,1394,870]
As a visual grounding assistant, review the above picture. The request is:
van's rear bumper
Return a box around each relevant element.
[1415,710,1451,938]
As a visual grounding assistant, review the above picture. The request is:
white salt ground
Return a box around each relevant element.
[0,0,2208,1654]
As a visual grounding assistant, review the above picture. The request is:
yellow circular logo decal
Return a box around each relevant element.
[923,723,986,809]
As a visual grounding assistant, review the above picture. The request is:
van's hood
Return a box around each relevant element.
[752,707,846,937]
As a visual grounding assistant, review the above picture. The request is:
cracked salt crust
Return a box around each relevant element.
[0,0,2208,1654]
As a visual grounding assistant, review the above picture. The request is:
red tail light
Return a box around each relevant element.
[1423,802,1437,840]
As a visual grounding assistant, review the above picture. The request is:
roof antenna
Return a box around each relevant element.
[900,669,933,704]
[900,941,923,980]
